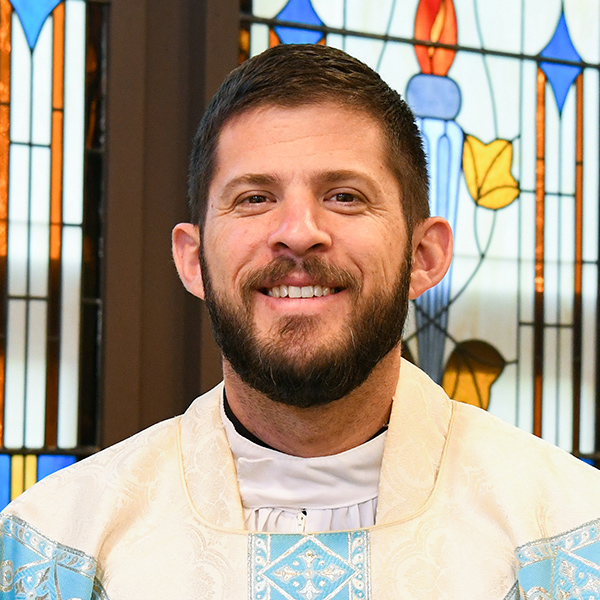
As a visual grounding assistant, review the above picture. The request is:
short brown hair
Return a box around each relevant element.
[188,43,430,232]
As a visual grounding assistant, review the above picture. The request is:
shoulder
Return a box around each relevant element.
[447,397,600,537]
[3,414,182,555]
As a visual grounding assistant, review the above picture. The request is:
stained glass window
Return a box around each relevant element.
[0,0,106,508]
[242,0,600,463]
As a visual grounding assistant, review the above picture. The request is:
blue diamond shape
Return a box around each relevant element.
[540,12,582,113]
[274,0,324,45]
[553,548,600,597]
[262,537,354,600]
[10,0,62,50]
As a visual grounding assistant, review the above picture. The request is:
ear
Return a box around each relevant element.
[409,217,453,299]
[172,223,205,299]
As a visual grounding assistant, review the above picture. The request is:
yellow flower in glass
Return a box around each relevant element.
[463,135,520,210]
[442,340,505,410]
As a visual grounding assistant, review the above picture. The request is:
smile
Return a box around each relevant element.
[264,285,341,298]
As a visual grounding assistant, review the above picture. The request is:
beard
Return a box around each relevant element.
[200,248,412,408]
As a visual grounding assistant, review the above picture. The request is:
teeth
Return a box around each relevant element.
[267,285,333,298]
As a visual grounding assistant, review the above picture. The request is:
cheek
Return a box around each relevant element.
[353,229,408,286]
[205,223,266,283]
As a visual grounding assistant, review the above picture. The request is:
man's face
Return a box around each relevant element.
[200,102,413,407]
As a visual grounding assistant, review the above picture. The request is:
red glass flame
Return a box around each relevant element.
[414,0,457,76]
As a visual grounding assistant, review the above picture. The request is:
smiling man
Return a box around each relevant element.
[4,44,600,600]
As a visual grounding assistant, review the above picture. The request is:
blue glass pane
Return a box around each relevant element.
[37,455,76,481]
[10,0,62,49]
[0,455,10,510]
[275,0,324,45]
[540,13,582,113]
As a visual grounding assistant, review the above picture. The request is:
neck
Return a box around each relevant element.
[222,348,401,457]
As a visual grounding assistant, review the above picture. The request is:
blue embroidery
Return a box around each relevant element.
[249,530,370,600]
[0,514,109,599]
[516,518,600,598]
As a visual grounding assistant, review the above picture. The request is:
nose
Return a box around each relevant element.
[267,196,332,256]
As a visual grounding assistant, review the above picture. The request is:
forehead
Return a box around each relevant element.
[210,102,395,189]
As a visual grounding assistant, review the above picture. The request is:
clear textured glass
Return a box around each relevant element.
[62,0,86,225]
[4,301,27,449]
[246,0,600,453]
[7,144,29,297]
[57,225,82,449]
[9,13,31,144]
[25,300,48,449]
[31,17,53,147]
[28,147,51,298]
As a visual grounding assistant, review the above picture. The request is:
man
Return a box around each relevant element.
[3,44,600,600]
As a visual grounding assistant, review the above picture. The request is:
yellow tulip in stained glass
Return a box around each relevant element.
[462,135,520,210]
[442,340,506,410]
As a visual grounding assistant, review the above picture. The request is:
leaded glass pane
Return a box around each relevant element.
[0,0,106,508]
[243,0,600,462]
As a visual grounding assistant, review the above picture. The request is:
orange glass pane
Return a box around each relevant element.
[0,0,11,105]
[414,0,457,76]
[533,68,546,438]
[52,2,64,110]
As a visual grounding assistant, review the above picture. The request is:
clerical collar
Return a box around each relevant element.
[221,391,387,510]
[222,389,388,450]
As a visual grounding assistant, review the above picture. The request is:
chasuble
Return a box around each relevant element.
[2,360,600,599]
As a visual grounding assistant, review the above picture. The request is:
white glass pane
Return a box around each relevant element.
[7,144,30,296]
[253,0,286,19]
[541,327,558,445]
[488,362,518,427]
[31,16,53,147]
[57,226,82,448]
[544,259,559,324]
[519,61,539,193]
[469,0,523,54]
[558,261,574,326]
[250,23,269,58]
[9,13,31,144]
[62,0,86,225]
[4,300,26,448]
[564,0,600,64]
[386,0,419,39]
[517,324,534,434]
[341,36,384,72]
[380,42,418,99]
[29,147,51,298]
[556,328,573,452]
[326,33,344,50]
[344,0,394,35]
[451,51,496,142]
[545,88,561,195]
[580,263,597,454]
[25,300,47,448]
[583,69,599,263]
[558,96,577,196]
[522,0,562,56]
[485,56,522,139]
[312,0,343,29]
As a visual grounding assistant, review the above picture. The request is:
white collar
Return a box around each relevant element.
[221,398,386,510]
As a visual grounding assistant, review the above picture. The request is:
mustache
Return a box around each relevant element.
[242,256,362,294]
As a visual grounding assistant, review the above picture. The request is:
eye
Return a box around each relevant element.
[243,194,269,204]
[331,192,357,203]
[325,190,367,213]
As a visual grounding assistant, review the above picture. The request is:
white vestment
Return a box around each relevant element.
[3,359,600,599]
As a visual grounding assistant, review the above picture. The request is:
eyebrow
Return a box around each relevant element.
[220,173,281,196]
[316,169,378,188]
